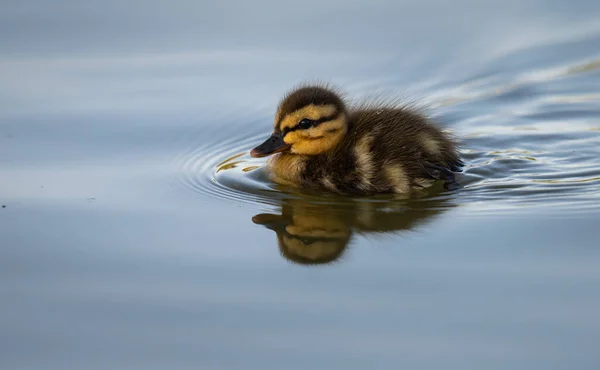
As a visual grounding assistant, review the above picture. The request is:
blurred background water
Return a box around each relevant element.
[1,1,600,369]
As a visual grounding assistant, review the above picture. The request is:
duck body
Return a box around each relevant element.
[251,84,462,195]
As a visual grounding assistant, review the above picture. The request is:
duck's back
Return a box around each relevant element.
[302,106,462,194]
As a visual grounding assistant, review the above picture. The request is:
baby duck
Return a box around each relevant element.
[250,84,462,194]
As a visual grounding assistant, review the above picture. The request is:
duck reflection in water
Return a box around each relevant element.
[252,195,453,265]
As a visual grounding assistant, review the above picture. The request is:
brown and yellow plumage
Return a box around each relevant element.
[250,84,463,195]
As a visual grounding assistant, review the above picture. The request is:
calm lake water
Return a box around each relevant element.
[2,1,600,369]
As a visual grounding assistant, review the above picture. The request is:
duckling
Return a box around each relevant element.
[250,84,463,195]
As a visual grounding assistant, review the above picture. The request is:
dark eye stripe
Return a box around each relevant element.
[282,112,341,134]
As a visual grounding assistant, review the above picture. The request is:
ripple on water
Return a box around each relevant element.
[175,57,600,214]
[175,130,284,206]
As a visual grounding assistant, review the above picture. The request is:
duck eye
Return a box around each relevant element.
[298,119,313,129]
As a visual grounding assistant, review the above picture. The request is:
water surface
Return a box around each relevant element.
[1,1,600,369]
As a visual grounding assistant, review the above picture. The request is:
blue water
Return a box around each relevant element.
[1,1,600,369]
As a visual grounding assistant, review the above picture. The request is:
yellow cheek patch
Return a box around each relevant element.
[283,131,301,144]
[284,116,347,155]
[278,104,337,130]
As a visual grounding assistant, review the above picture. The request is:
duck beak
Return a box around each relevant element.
[250,132,291,158]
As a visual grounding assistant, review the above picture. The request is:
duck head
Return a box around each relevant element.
[251,85,348,157]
